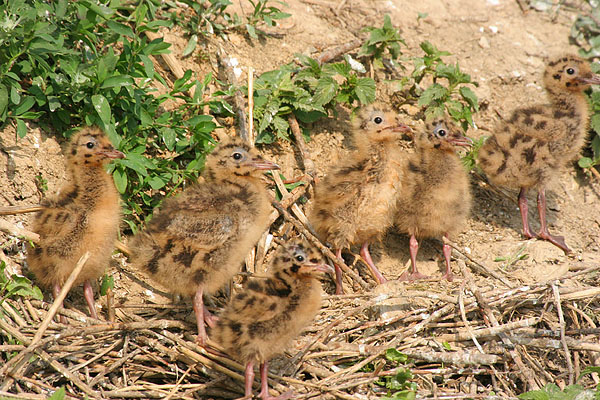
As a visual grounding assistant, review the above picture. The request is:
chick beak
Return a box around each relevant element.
[302,262,335,277]
[101,149,126,159]
[448,135,473,148]
[392,123,412,134]
[247,157,280,170]
[578,73,600,85]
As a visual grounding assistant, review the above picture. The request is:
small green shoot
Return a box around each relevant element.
[518,383,596,400]
[461,135,488,172]
[0,261,43,305]
[35,174,48,194]
[493,245,529,271]
[359,15,406,66]
[100,274,114,297]
[48,387,66,400]
[374,349,417,400]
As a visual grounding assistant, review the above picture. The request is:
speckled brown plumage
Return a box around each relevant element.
[309,103,410,293]
[478,55,600,253]
[394,118,472,281]
[27,127,124,319]
[129,136,278,344]
[213,239,332,400]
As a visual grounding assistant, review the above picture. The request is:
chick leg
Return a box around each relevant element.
[193,287,209,345]
[333,248,345,295]
[203,305,219,328]
[360,242,387,284]
[441,233,454,281]
[518,188,536,239]
[83,280,99,319]
[536,189,571,253]
[399,235,429,281]
[52,283,67,324]
[259,361,293,400]
[244,361,255,398]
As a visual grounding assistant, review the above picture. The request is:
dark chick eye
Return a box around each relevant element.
[86,142,95,149]
[295,255,305,262]
[232,152,243,160]
[374,116,383,124]
[437,129,447,137]
[566,68,575,75]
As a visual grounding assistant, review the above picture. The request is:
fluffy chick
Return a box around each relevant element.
[129,136,278,345]
[213,239,333,400]
[478,55,600,253]
[28,127,124,319]
[310,103,411,293]
[394,118,472,281]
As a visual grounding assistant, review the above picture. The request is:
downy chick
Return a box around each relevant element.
[478,55,600,253]
[394,119,472,281]
[129,136,279,345]
[213,239,333,400]
[28,127,124,319]
[310,103,411,293]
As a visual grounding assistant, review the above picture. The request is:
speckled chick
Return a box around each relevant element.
[310,103,411,294]
[129,136,279,345]
[478,55,600,253]
[394,119,472,281]
[27,127,124,319]
[213,239,333,400]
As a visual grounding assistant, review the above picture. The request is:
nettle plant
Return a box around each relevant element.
[252,55,376,143]
[358,14,407,72]
[173,0,291,57]
[395,41,479,131]
[0,0,230,230]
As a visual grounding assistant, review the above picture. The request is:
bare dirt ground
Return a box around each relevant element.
[1,0,600,399]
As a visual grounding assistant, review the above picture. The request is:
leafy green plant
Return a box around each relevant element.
[461,135,488,172]
[375,349,417,400]
[579,66,600,174]
[395,41,479,131]
[175,0,290,57]
[359,15,406,67]
[518,383,597,400]
[252,55,375,143]
[0,261,43,304]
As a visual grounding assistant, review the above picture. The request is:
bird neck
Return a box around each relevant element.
[66,164,115,207]
[547,88,589,121]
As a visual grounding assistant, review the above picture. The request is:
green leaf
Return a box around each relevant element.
[246,24,257,39]
[355,78,376,104]
[100,75,134,89]
[113,169,128,194]
[10,85,20,105]
[14,97,35,116]
[0,84,8,119]
[442,341,451,350]
[147,175,167,190]
[385,348,408,363]
[48,387,66,400]
[578,157,594,169]
[418,84,447,106]
[15,119,27,138]
[106,20,134,37]
[100,275,114,296]
[162,127,176,151]
[92,94,112,125]
[313,77,338,106]
[182,35,198,57]
[459,86,479,111]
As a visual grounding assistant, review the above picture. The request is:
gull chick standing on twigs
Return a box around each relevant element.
[213,239,333,400]
[478,54,600,253]
[129,135,279,345]
[310,103,411,294]
[394,118,472,281]
[27,126,124,320]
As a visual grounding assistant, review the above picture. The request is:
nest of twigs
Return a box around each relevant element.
[1,176,600,400]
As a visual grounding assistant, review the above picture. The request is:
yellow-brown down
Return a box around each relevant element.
[213,240,328,364]
[27,127,123,289]
[310,103,406,250]
[129,136,275,298]
[478,55,595,189]
[395,118,472,239]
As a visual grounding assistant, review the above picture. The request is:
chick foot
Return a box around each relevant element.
[360,242,388,285]
[399,235,429,281]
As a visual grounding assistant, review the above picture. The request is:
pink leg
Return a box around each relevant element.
[53,283,67,324]
[245,361,255,398]
[333,248,344,295]
[259,361,294,400]
[399,235,429,281]
[83,280,99,319]
[360,242,387,284]
[442,233,454,281]
[518,188,536,239]
[203,305,219,328]
[536,189,571,253]
[193,287,209,345]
